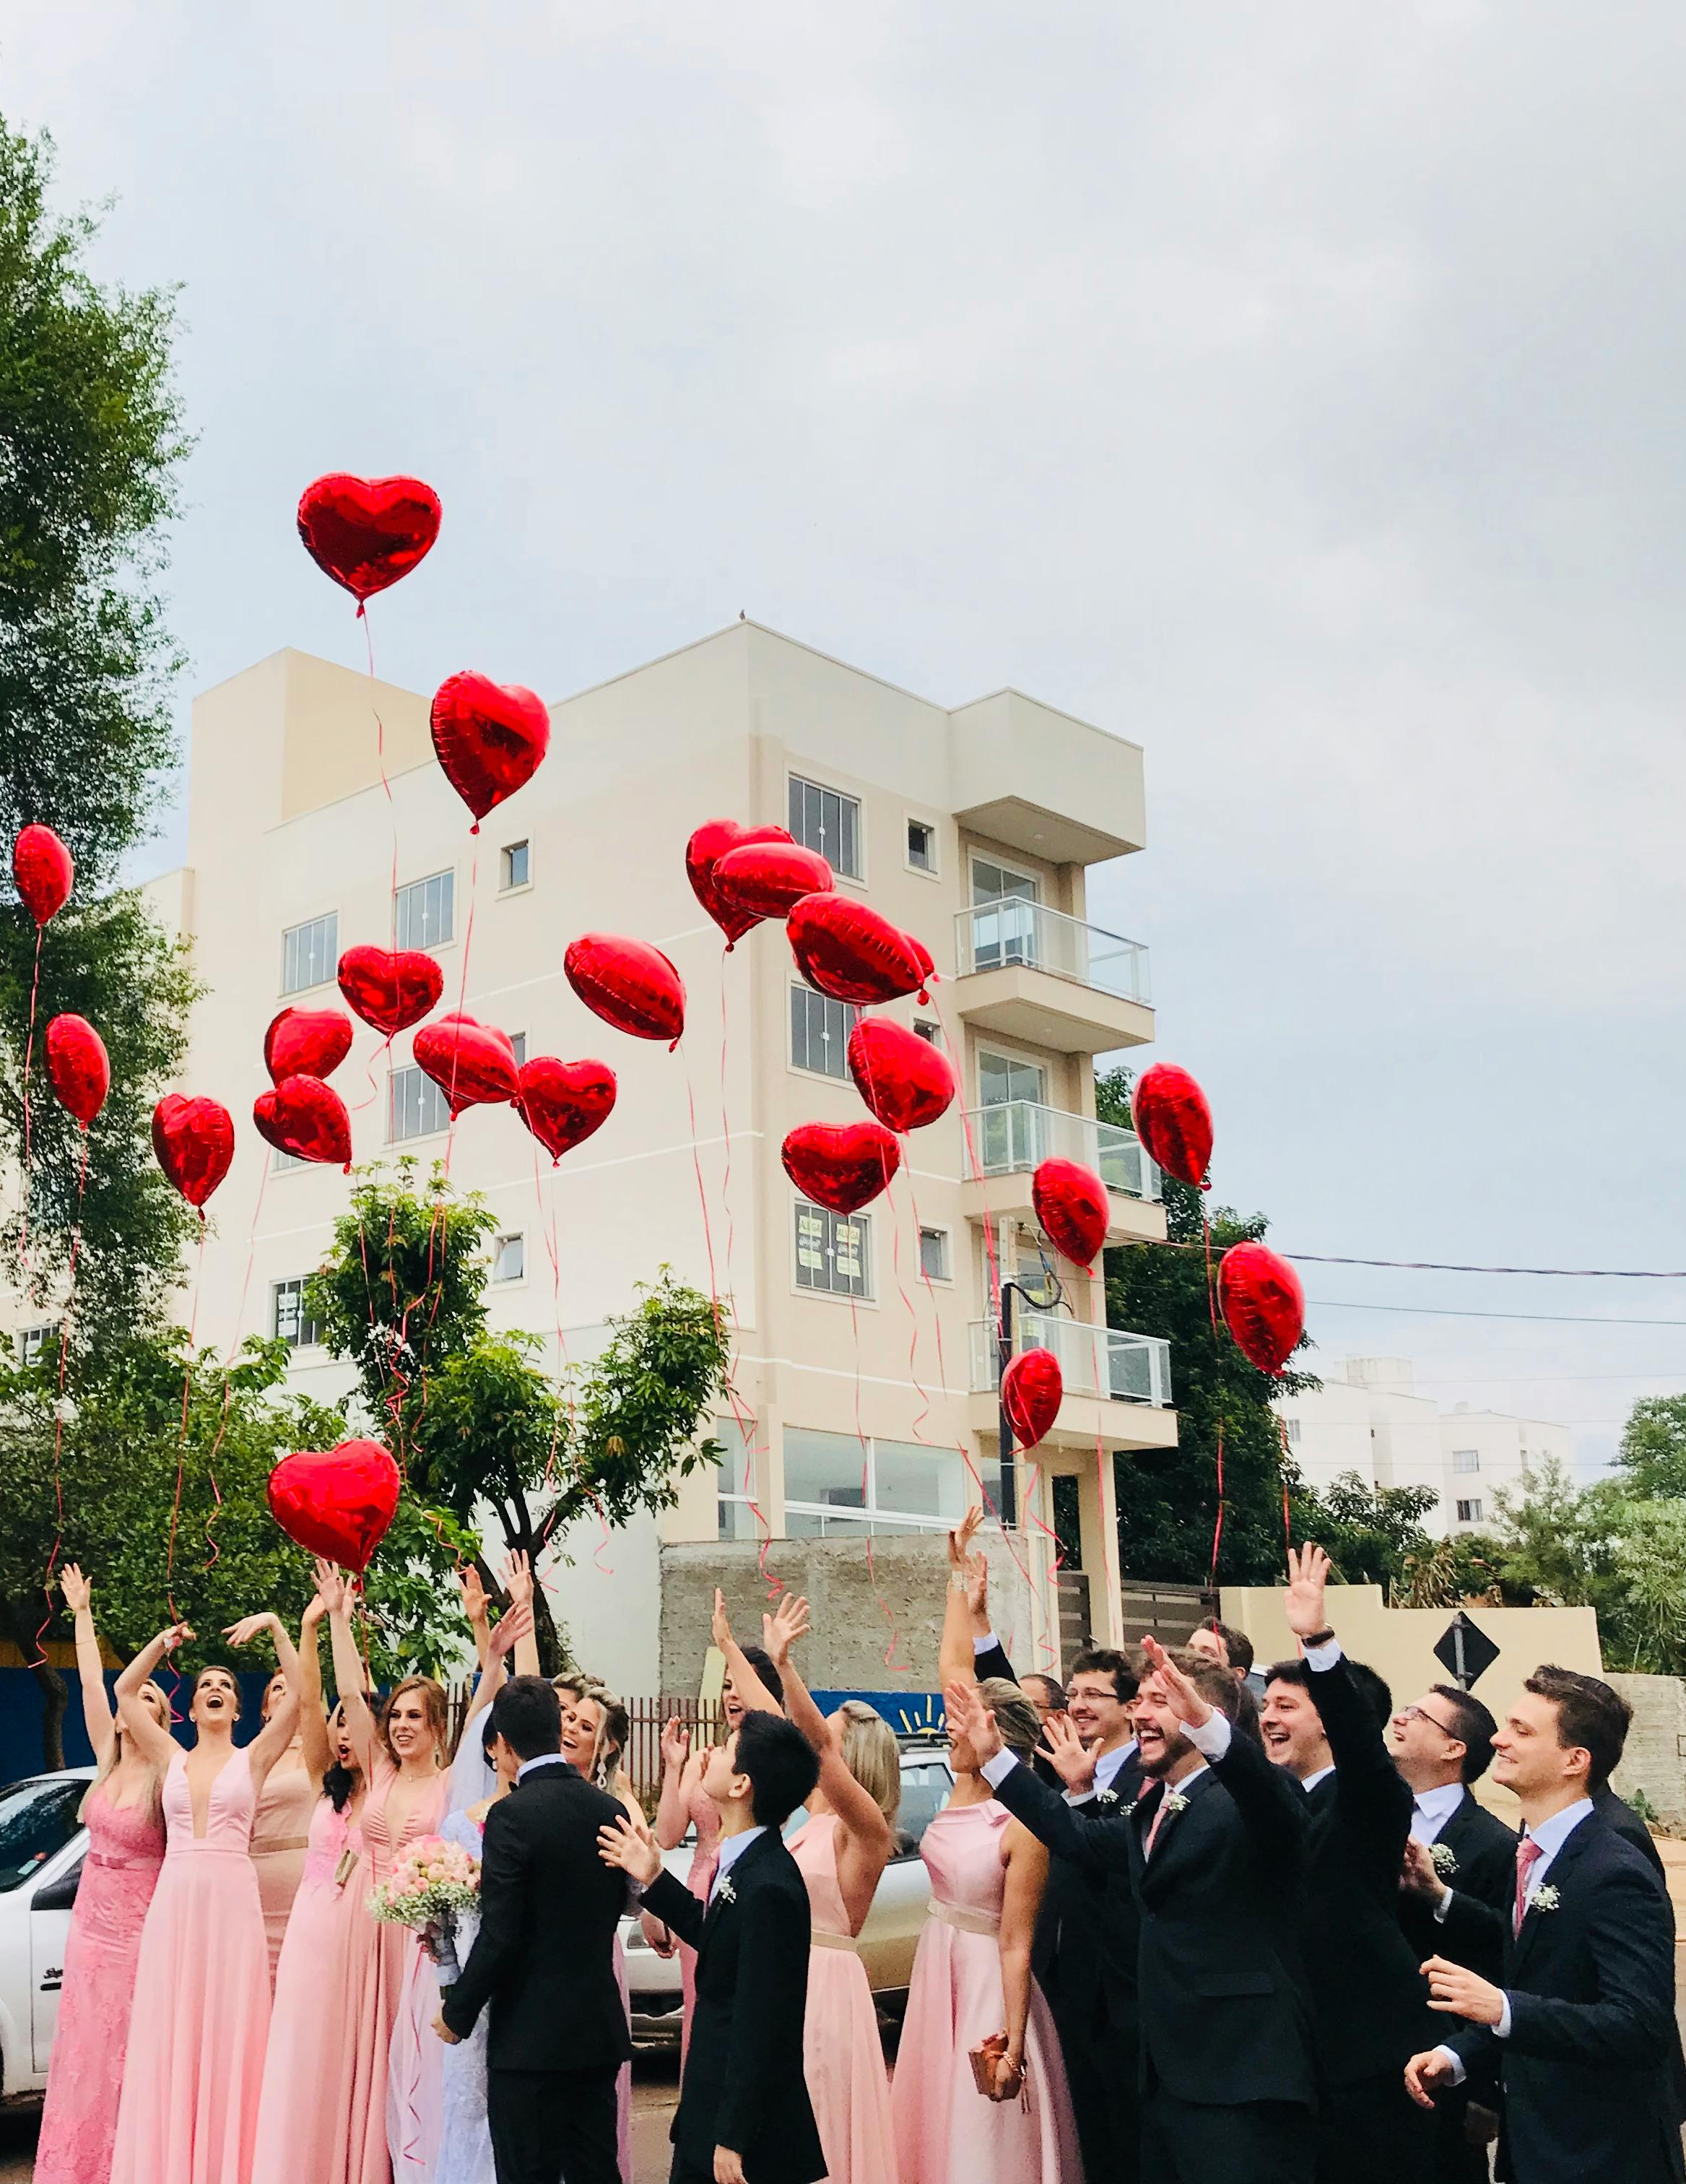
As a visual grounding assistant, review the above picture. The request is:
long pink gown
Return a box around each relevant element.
[890,1799,1081,2184]
[678,1769,723,2062]
[110,1749,273,2184]
[33,1782,165,2184]
[788,1814,897,2184]
[250,1794,366,2184]
[250,1756,316,1982]
[347,1759,447,2184]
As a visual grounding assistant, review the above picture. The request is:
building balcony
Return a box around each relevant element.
[950,901,1154,1053]
[960,1101,1167,1246]
[967,1311,1178,1450]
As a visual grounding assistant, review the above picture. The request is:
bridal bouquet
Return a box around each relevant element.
[368,1834,481,1982]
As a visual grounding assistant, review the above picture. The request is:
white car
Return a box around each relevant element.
[0,1769,96,2098]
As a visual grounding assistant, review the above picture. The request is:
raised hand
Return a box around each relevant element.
[489,1600,534,1660]
[711,1587,734,1653]
[1282,1542,1332,1642]
[59,1564,91,1615]
[965,1550,989,1627]
[1141,1634,1212,1730]
[313,1558,348,1616]
[223,1612,279,1649]
[660,1716,692,1774]
[503,1548,533,1609]
[944,1678,1004,1766]
[947,1506,984,1573]
[598,1809,663,1886]
[158,1621,194,1655]
[1404,2048,1457,2110]
[459,1564,489,1626]
[1038,1709,1098,1793]
[762,1592,809,1667]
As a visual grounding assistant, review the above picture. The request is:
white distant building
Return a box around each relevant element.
[1274,1357,1571,1537]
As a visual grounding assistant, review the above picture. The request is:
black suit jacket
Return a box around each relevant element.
[440,1761,634,2074]
[1596,1785,1667,1878]
[994,1725,1316,2110]
[1399,1787,1517,1985]
[645,1832,825,2184]
[1033,1747,1144,2053]
[1448,1812,1684,2184]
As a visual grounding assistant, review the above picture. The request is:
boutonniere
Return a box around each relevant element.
[1429,1842,1459,1878]
[1163,1791,1190,1817]
[1095,1786,1119,1806]
[715,1876,736,1906]
[1526,1884,1560,1914]
[1121,1798,1139,1816]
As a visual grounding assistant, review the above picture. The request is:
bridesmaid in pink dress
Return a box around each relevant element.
[34,1566,169,2184]
[223,1602,326,1982]
[109,1620,302,2184]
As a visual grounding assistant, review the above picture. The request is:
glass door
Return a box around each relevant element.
[977,1050,1047,1171]
[970,858,1040,971]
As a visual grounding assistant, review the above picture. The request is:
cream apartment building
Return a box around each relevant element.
[132,622,1176,1694]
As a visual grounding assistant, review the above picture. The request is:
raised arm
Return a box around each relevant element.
[320,1563,375,1774]
[61,1566,115,1767]
[764,1598,892,1866]
[654,1720,698,1850]
[1142,1637,1308,1878]
[501,1550,542,1679]
[943,1680,1131,1876]
[713,1590,781,1717]
[293,1594,332,1785]
[460,1564,493,1678]
[966,1549,1017,1686]
[1283,1545,1411,1852]
[116,1624,192,1769]
[939,1509,986,1693]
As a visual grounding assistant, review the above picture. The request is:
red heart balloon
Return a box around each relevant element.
[296,474,441,606]
[712,841,833,928]
[1131,1062,1213,1190]
[13,826,73,927]
[565,934,686,1046]
[264,1006,353,1086]
[1032,1158,1111,1268]
[516,1056,617,1164]
[266,1438,400,1572]
[1217,1240,1305,1375]
[45,1014,109,1127]
[685,820,796,948]
[152,1095,235,1209]
[781,1120,902,1214]
[1003,1347,1064,1451]
[847,1018,955,1133]
[412,1015,519,1115]
[430,672,550,831]
[336,946,444,1037]
[788,894,931,1007]
[256,1076,352,1169]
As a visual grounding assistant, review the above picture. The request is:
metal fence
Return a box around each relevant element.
[625,1696,724,1803]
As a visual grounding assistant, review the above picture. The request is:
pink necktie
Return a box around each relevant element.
[1513,1837,1544,1935]
[1144,1795,1169,1859]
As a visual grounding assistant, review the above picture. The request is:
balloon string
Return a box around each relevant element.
[362,603,400,947]
[17,923,43,1295]
[530,1140,609,1576]
[164,1219,208,1624]
[1207,1410,1226,1611]
[716,947,739,1330]
[1277,1413,1294,1556]
[1202,1206,1218,1335]
[847,1290,911,1676]
[32,1128,90,1664]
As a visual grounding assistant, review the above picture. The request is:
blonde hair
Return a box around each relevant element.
[573,1681,630,1793]
[978,1677,1042,1760]
[835,1700,900,1828]
[378,1676,448,1767]
[80,1679,171,1826]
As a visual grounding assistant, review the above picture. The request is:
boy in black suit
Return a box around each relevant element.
[600,1710,824,2184]
[1406,1665,1685,2184]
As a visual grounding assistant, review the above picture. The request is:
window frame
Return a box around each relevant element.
[271,1277,324,1351]
[394,867,456,953]
[1455,1497,1484,1525]
[781,1424,962,1537]
[1451,1447,1480,1476]
[905,815,939,878]
[792,1197,874,1304]
[788,983,860,1081]
[918,1226,952,1284]
[969,852,1040,906]
[788,773,864,883]
[279,910,339,997]
[490,1231,527,1286]
[499,839,532,895]
[388,1062,452,1143]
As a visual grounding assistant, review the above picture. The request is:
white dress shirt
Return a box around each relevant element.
[709,1825,767,1905]
[515,1752,571,1785]
[1410,1782,1465,1847]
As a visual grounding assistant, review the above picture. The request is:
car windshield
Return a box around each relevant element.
[896,1759,952,1852]
[0,1777,84,1893]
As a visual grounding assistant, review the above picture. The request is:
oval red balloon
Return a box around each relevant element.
[1032,1158,1110,1268]
[259,1076,352,1169]
[712,841,833,927]
[846,1018,955,1133]
[412,1016,520,1115]
[430,671,550,831]
[788,894,930,1007]
[337,946,443,1037]
[45,1014,109,1126]
[264,1006,353,1087]
[565,934,686,1046]
[516,1056,617,1164]
[1003,1347,1064,1451]
[1217,1240,1305,1375]
[686,820,795,947]
[781,1120,902,1215]
[152,1094,235,1208]
[13,826,73,927]
[266,1438,400,1572]
[1131,1062,1213,1190]
[296,474,441,605]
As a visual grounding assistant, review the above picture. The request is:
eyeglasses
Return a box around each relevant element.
[1395,1704,1461,1741]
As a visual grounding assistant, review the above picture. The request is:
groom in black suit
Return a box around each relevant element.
[437,1676,633,2184]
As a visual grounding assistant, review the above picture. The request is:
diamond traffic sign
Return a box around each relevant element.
[1433,1611,1500,1691]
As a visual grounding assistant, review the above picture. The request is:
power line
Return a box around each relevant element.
[1156,1241,1686,1280]
[1307,1298,1686,1327]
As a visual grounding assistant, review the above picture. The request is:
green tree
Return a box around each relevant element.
[1613,1393,1686,1502]
[1297,1470,1438,1596]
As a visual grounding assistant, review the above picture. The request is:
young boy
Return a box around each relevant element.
[600,1710,824,2184]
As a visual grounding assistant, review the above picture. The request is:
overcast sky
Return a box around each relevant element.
[10,1,1686,1478]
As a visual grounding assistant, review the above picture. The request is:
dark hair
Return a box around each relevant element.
[733,1710,818,1827]
[1525,1665,1630,1788]
[1068,1647,1139,1705]
[490,1676,563,1764]
[1266,1657,1391,1733]
[192,1663,243,1722]
[1022,1673,1066,1710]
[734,1643,784,1709]
[1163,1649,1241,1722]
[1214,1621,1253,1675]
[322,1759,357,1811]
[1429,1684,1498,1784]
[1233,1677,1264,1747]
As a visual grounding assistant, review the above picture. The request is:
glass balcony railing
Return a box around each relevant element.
[955,899,1150,1005]
[970,1312,1173,1408]
[965,1101,1161,1202]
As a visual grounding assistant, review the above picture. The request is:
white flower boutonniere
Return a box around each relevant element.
[1527,1884,1560,1914]
[1429,1842,1459,1878]
[1095,1786,1119,1807]
[1162,1791,1190,1817]
[715,1876,736,1907]
[1121,1798,1139,1817]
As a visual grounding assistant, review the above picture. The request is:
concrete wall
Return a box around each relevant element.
[1608,1672,1686,1833]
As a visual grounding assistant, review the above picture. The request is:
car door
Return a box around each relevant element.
[29,1846,84,2076]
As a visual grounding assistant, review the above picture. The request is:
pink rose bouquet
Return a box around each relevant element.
[368,1834,481,1980]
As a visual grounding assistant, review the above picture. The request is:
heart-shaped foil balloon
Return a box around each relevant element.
[264,1005,353,1086]
[337,946,444,1037]
[45,1014,109,1127]
[1032,1158,1111,1268]
[430,672,550,831]
[266,1438,400,1571]
[788,894,931,1007]
[1217,1240,1305,1376]
[516,1056,617,1164]
[13,825,73,927]
[685,820,796,948]
[781,1120,902,1215]
[564,934,687,1046]
[296,474,442,606]
[1002,1348,1064,1450]
[412,1015,519,1115]
[1131,1062,1213,1190]
[256,1076,352,1169]
[712,841,833,927]
[846,1017,955,1133]
[152,1095,235,1209]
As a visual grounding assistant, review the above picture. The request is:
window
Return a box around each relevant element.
[783,1426,965,1536]
[969,859,1039,972]
[788,775,861,880]
[972,858,1039,906]
[1284,1416,1302,1445]
[1452,1448,1480,1475]
[491,1233,526,1284]
[906,818,937,873]
[500,840,531,892]
[0,1776,85,1894]
[271,1278,323,1348]
[919,1226,951,1282]
[790,985,859,1078]
[794,1200,871,1299]
[1456,1499,1483,1525]
[716,1415,762,1541]
[978,1051,1046,1108]
[389,1063,451,1141]
[18,1322,57,1367]
[509,1032,528,1067]
[912,1020,942,1046]
[395,870,454,950]
[281,911,338,996]
[895,1759,953,1853]
[271,1145,308,1174]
